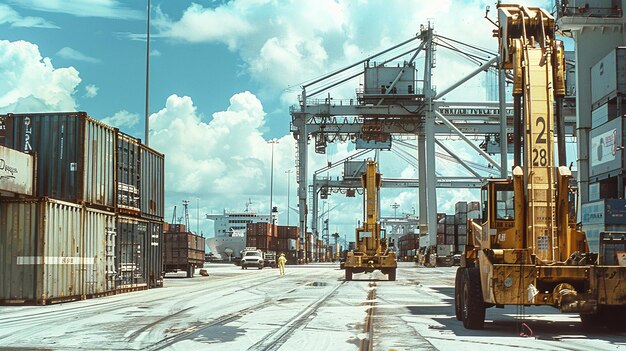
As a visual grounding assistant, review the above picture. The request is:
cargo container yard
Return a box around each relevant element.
[0,112,165,304]
[3,1,626,350]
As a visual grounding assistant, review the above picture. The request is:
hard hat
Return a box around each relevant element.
[280,253,285,256]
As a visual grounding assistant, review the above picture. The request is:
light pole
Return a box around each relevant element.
[285,169,293,226]
[392,202,399,217]
[268,139,279,229]
[196,197,200,236]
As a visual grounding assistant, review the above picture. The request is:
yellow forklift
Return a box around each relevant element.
[344,160,397,281]
[455,4,626,329]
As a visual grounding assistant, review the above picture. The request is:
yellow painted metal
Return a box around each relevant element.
[345,160,396,272]
[461,4,626,316]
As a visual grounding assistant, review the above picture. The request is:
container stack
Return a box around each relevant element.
[246,222,277,251]
[398,234,419,260]
[581,199,626,254]
[455,201,468,253]
[0,112,165,305]
[276,225,299,264]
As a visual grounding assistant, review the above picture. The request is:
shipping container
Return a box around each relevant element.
[145,221,164,287]
[455,213,468,225]
[0,144,35,196]
[468,201,480,212]
[589,117,623,177]
[599,232,626,265]
[163,231,204,278]
[83,207,116,294]
[582,199,626,225]
[2,113,116,208]
[0,115,5,145]
[455,201,468,214]
[0,198,105,304]
[140,144,164,220]
[115,216,147,289]
[116,132,141,214]
[277,225,299,239]
[591,47,626,107]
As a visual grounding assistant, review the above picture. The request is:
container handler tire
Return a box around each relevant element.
[187,265,194,278]
[580,306,626,330]
[462,267,485,329]
[388,268,396,281]
[454,267,465,321]
[258,265,263,270]
[345,268,353,281]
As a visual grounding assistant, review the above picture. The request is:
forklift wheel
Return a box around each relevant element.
[462,267,485,329]
[454,267,465,321]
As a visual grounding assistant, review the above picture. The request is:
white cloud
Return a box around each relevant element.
[150,49,161,57]
[149,92,295,199]
[0,40,80,113]
[0,3,58,28]
[9,0,143,20]
[56,47,101,64]
[84,84,98,98]
[154,0,553,104]
[101,110,139,129]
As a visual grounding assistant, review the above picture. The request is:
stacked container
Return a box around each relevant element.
[163,226,205,278]
[581,199,626,254]
[398,234,419,260]
[246,222,276,251]
[0,112,165,304]
[276,225,299,264]
[455,201,468,252]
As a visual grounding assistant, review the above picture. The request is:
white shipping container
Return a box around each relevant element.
[591,47,626,106]
[0,199,87,304]
[84,207,116,294]
[0,145,35,196]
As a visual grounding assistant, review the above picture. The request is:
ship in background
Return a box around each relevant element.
[206,200,275,260]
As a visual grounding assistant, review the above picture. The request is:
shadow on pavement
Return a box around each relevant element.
[409,285,626,346]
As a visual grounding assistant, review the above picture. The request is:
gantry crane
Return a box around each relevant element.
[455,4,626,330]
[344,160,397,281]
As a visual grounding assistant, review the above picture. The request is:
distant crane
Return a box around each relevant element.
[182,200,191,232]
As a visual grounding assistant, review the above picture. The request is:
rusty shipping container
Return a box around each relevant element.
[277,225,299,239]
[0,198,111,305]
[163,232,205,277]
[83,207,116,294]
[140,144,164,220]
[115,216,148,289]
[1,112,116,209]
[116,132,141,214]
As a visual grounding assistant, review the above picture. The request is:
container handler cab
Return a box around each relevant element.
[455,4,626,330]
[344,160,397,281]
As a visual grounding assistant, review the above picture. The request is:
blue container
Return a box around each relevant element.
[581,199,626,225]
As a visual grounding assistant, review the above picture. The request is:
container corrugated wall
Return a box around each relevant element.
[145,221,163,287]
[116,132,141,213]
[83,118,116,208]
[140,144,164,219]
[83,207,116,294]
[2,113,116,209]
[115,215,147,288]
[0,199,86,304]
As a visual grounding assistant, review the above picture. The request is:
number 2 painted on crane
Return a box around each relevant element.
[532,117,547,166]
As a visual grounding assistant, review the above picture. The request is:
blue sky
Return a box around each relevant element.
[0,0,557,240]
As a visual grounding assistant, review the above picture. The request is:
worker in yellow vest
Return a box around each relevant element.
[278,253,287,276]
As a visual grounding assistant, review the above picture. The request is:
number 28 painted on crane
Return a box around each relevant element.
[532,116,548,167]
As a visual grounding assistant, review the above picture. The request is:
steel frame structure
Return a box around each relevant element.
[291,24,577,253]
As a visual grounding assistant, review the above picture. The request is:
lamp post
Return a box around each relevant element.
[392,202,399,217]
[197,197,200,236]
[285,169,293,226]
[268,139,279,229]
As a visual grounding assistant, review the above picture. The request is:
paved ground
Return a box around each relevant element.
[0,262,624,351]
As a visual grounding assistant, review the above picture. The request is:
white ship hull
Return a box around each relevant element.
[207,236,245,260]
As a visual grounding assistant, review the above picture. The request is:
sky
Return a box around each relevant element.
[0,0,561,243]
